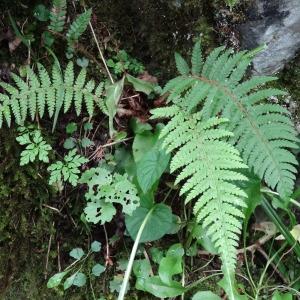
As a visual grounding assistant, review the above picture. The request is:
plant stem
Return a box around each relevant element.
[83,5,114,84]
[118,206,155,300]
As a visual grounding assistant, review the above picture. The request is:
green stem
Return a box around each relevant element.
[118,206,155,300]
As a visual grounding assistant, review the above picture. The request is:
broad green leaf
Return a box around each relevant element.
[66,122,77,134]
[132,131,157,163]
[81,137,94,148]
[47,271,69,288]
[133,259,152,290]
[84,201,116,224]
[69,248,85,260]
[159,244,184,284]
[125,203,173,243]
[92,264,105,276]
[143,276,185,298]
[91,241,101,252]
[149,247,164,264]
[63,137,76,149]
[192,291,222,300]
[136,147,170,193]
[126,74,156,95]
[72,272,87,287]
[64,273,76,290]
[272,291,293,300]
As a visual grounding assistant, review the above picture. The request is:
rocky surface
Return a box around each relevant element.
[239,0,300,75]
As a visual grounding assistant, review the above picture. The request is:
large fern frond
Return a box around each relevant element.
[151,105,248,298]
[167,44,299,197]
[0,62,105,128]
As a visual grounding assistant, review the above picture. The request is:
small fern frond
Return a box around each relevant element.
[151,106,248,298]
[48,0,66,33]
[164,45,299,198]
[66,9,92,49]
[0,62,104,128]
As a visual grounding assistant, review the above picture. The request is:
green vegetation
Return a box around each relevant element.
[0,1,299,300]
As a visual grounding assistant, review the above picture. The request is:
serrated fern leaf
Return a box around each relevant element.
[151,105,248,299]
[191,40,203,75]
[164,45,299,198]
[0,62,104,128]
[48,0,66,33]
[175,53,190,75]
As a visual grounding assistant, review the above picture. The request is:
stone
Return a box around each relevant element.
[239,0,300,75]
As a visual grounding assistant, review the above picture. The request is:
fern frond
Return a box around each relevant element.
[48,0,66,33]
[151,106,248,298]
[164,46,299,197]
[66,9,92,49]
[0,62,104,128]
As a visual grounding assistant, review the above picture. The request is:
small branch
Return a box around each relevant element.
[83,6,114,84]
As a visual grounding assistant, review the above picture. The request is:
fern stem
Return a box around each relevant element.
[118,206,155,300]
[83,6,114,84]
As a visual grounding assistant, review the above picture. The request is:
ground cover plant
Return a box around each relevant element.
[0,1,300,299]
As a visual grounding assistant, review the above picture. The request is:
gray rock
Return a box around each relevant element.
[239,0,300,75]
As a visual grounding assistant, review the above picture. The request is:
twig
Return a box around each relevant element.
[57,241,61,272]
[83,6,114,84]
[88,137,133,160]
[44,222,54,279]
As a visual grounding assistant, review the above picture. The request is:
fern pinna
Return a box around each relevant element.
[0,62,104,129]
[152,42,299,299]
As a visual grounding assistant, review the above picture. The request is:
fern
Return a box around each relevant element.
[0,62,105,129]
[48,149,88,186]
[16,127,52,166]
[48,0,66,33]
[66,9,92,50]
[168,43,299,198]
[151,106,248,298]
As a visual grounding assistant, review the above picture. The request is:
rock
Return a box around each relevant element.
[239,0,300,75]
